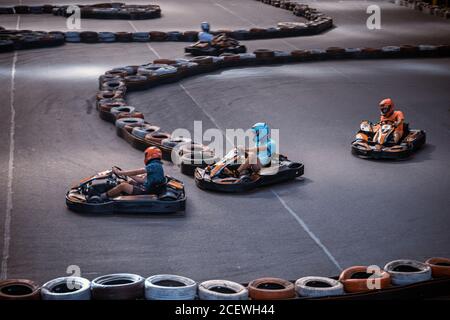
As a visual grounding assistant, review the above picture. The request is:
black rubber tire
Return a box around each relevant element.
[91,273,145,300]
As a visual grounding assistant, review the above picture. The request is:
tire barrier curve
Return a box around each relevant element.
[0,258,449,300]
[94,44,450,175]
[392,0,450,20]
[0,3,162,20]
[0,1,332,53]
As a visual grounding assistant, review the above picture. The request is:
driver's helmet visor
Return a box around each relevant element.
[380,105,390,115]
[201,23,210,31]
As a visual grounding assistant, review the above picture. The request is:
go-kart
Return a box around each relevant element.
[66,167,186,213]
[194,148,304,193]
[351,120,426,159]
[184,34,247,56]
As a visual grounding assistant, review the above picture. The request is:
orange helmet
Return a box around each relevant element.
[379,98,394,116]
[144,146,162,164]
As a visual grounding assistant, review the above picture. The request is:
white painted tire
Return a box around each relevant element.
[41,277,91,300]
[145,274,197,300]
[295,276,344,298]
[384,259,432,286]
[198,280,248,300]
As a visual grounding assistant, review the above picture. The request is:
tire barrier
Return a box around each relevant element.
[91,273,145,300]
[393,0,450,20]
[198,280,248,300]
[0,3,161,20]
[0,29,65,51]
[2,257,450,300]
[0,2,332,53]
[0,279,40,300]
[426,257,450,278]
[339,266,391,293]
[41,276,91,300]
[145,274,197,300]
[295,276,344,298]
[384,260,432,286]
[248,277,296,300]
[94,44,450,175]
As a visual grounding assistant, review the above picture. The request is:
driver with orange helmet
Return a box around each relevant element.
[378,98,405,144]
[101,146,166,199]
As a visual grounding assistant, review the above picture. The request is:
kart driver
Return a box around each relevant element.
[101,146,166,199]
[198,21,214,42]
[227,123,276,177]
[378,98,405,144]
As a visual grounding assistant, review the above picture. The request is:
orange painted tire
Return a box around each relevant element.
[339,266,391,293]
[116,112,144,120]
[426,257,450,278]
[248,277,296,300]
[0,279,40,300]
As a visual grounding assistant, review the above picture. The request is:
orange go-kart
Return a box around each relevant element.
[351,120,426,159]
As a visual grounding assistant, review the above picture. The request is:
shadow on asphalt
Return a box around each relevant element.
[360,143,436,165]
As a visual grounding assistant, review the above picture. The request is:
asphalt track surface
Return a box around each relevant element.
[0,0,449,284]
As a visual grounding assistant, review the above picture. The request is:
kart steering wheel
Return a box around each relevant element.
[111,166,127,181]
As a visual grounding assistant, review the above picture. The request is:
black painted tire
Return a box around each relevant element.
[91,273,145,300]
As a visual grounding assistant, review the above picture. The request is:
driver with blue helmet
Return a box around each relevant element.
[233,122,276,177]
[198,21,214,42]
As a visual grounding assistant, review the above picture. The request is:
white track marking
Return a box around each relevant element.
[1,14,20,280]
[1,51,18,280]
[127,21,161,59]
[272,190,343,271]
[180,85,341,272]
[15,15,21,30]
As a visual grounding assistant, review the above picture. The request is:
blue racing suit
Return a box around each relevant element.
[256,137,276,167]
[144,159,166,193]
[198,31,214,42]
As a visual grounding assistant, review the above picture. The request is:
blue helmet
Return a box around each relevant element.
[251,122,270,142]
[201,22,210,32]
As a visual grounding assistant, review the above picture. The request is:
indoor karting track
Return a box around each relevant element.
[1,0,450,284]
